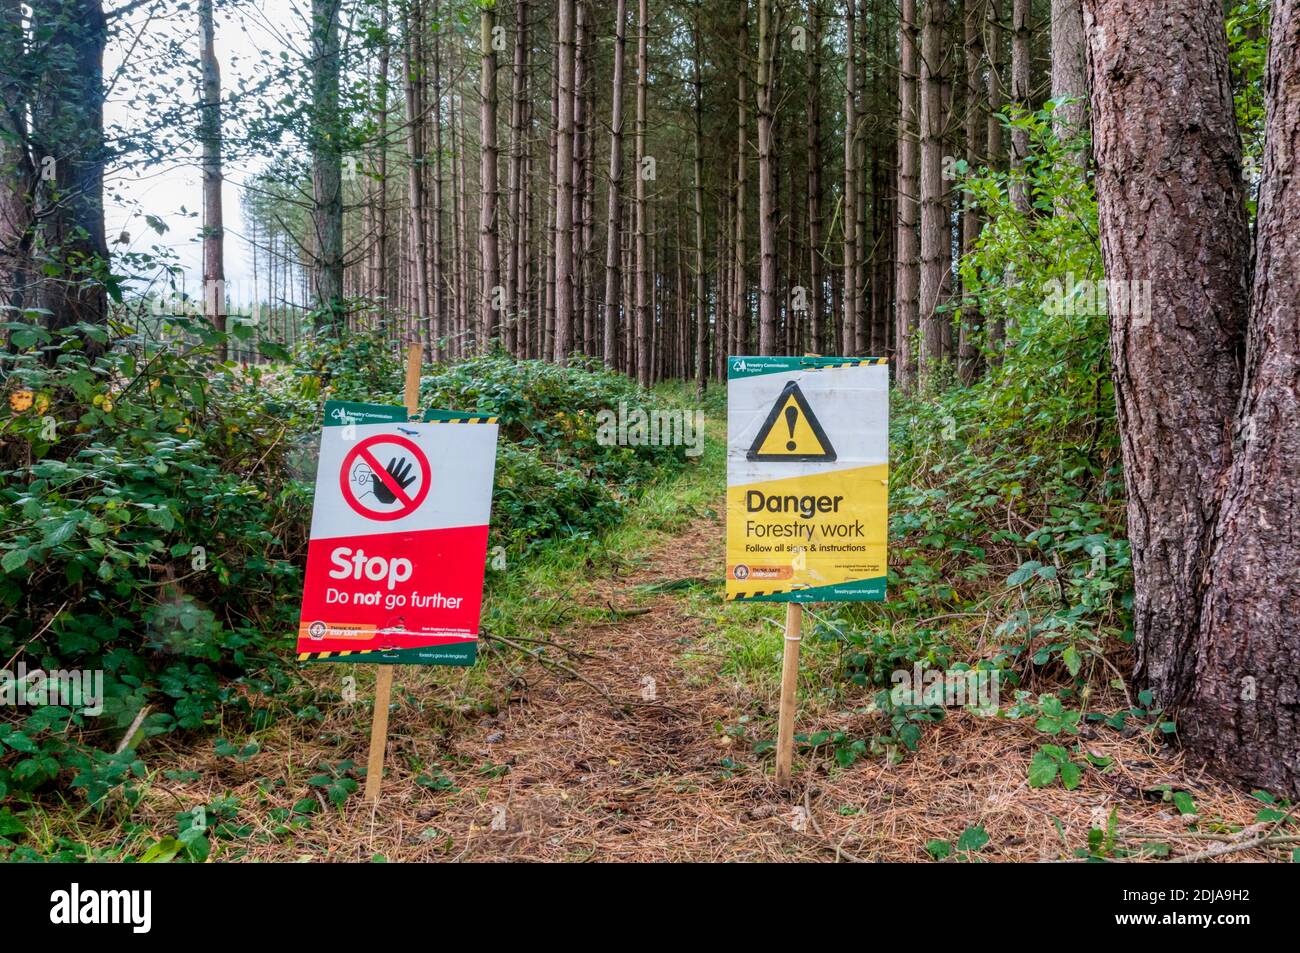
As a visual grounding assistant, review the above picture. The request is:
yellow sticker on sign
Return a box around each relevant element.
[727,356,889,603]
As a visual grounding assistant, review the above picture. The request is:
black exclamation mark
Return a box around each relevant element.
[785,405,798,451]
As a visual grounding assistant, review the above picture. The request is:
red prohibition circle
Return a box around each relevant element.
[339,433,432,521]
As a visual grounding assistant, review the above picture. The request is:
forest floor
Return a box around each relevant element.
[97,419,1281,863]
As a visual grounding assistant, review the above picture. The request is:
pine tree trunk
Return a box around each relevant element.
[309,0,344,327]
[985,0,1005,357]
[1083,0,1250,730]
[602,0,628,369]
[805,2,823,355]
[756,0,778,355]
[692,16,708,398]
[404,1,431,351]
[505,0,527,356]
[1187,1,1300,796]
[918,0,948,386]
[479,2,500,347]
[842,0,858,357]
[894,0,920,390]
[634,0,651,385]
[1009,0,1031,215]
[199,0,227,359]
[732,0,749,358]
[958,0,985,383]
[1050,0,1088,159]
[554,0,576,363]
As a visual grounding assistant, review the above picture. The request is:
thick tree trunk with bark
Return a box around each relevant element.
[842,0,857,357]
[1191,2,1300,796]
[1083,0,1251,732]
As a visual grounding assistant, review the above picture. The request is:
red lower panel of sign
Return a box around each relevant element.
[296,524,488,656]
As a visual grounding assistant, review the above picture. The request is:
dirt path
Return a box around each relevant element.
[130,494,1273,863]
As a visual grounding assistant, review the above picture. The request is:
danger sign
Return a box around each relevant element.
[746,380,837,462]
[295,400,500,665]
[726,357,888,602]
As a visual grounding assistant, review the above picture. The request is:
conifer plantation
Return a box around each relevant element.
[0,0,1296,878]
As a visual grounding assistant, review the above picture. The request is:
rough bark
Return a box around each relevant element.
[1192,1,1300,796]
[1083,0,1250,714]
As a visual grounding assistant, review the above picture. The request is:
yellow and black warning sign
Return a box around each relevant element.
[726,356,889,603]
[746,380,836,462]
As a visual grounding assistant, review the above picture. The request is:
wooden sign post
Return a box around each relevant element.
[725,355,890,790]
[775,602,802,786]
[363,339,423,804]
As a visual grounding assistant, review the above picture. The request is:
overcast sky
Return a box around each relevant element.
[103,0,306,305]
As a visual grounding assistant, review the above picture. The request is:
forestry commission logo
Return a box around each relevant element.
[49,883,152,933]
[308,621,327,640]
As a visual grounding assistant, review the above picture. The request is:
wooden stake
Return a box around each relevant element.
[364,666,394,803]
[775,601,802,787]
[364,338,424,804]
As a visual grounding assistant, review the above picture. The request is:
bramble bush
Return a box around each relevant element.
[818,107,1132,743]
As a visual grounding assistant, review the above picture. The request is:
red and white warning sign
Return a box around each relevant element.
[295,400,500,666]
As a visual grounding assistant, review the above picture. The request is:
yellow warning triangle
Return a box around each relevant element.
[746,381,836,462]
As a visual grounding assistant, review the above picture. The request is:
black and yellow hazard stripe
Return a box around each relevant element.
[425,416,499,424]
[802,357,889,371]
[727,585,810,601]
[297,648,389,661]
